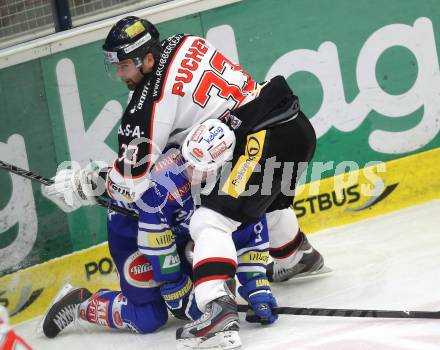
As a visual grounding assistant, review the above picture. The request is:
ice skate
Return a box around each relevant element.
[176,279,241,350]
[267,232,329,282]
[39,284,92,338]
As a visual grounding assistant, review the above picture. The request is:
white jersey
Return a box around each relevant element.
[107,34,258,202]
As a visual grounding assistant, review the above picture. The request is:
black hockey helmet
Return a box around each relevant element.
[103,16,160,68]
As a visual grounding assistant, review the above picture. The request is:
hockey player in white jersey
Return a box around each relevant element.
[43,16,324,349]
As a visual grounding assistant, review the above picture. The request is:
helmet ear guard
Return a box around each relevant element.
[181,119,236,173]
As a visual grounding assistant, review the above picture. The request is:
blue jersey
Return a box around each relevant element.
[108,147,270,299]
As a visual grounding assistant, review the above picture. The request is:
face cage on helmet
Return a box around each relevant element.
[104,56,143,82]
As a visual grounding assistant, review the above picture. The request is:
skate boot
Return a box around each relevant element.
[39,284,92,338]
[267,232,327,282]
[176,279,241,350]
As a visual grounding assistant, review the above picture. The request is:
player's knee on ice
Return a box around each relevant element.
[79,290,168,334]
[131,300,168,333]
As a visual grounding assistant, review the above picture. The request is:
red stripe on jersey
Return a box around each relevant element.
[194,257,238,270]
[147,36,189,174]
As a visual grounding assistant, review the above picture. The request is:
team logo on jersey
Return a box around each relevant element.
[123,251,161,288]
[160,254,181,273]
[163,254,180,268]
[152,148,184,173]
[168,182,191,202]
[145,230,175,248]
[111,293,127,329]
[246,137,261,157]
[221,113,242,130]
[83,295,110,327]
[239,250,269,265]
[222,130,266,198]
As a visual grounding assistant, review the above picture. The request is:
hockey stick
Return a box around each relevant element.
[0,159,138,219]
[237,304,440,319]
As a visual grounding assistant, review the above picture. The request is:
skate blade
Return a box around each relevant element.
[176,331,241,350]
[291,266,333,280]
[36,283,74,336]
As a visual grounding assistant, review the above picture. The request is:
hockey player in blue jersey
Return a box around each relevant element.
[41,147,279,338]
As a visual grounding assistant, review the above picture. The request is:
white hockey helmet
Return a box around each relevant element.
[181,119,236,172]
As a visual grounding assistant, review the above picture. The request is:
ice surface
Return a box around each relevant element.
[14,200,440,349]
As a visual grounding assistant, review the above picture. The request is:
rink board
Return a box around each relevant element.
[295,147,440,233]
[0,243,119,325]
[1,147,439,325]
